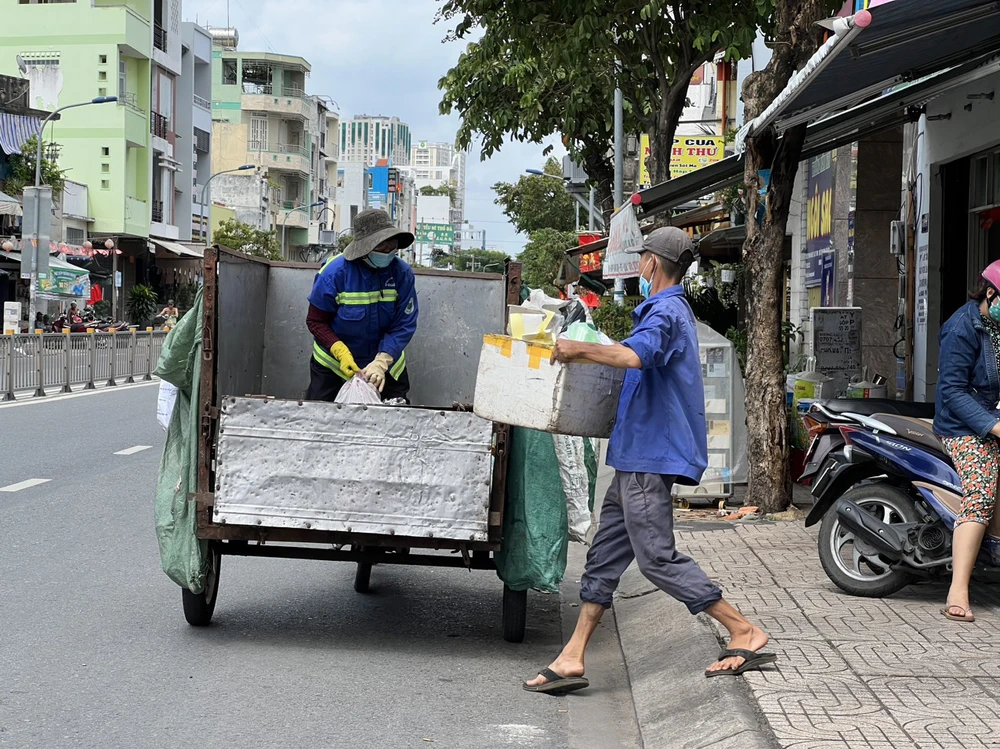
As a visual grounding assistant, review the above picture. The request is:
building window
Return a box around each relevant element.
[66,227,85,245]
[118,57,126,100]
[19,0,76,4]
[222,59,237,86]
[102,147,110,156]
[98,71,107,81]
[98,87,107,97]
[99,54,107,64]
[101,180,110,190]
[101,163,110,173]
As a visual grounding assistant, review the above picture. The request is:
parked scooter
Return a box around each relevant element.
[807,411,1000,597]
[798,398,936,483]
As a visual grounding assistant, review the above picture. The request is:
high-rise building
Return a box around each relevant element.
[211,41,334,257]
[340,115,411,167]
[410,140,467,240]
[177,22,213,243]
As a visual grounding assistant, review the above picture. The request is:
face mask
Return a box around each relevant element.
[989,295,1000,323]
[639,257,655,300]
[366,250,397,269]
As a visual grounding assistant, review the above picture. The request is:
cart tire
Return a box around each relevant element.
[354,562,373,593]
[182,543,221,626]
[502,585,527,643]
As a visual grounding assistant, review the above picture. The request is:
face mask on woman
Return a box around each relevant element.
[989,292,1000,323]
[366,250,398,269]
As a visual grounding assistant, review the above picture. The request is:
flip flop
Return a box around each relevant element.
[941,605,975,623]
[523,667,590,695]
[705,648,778,678]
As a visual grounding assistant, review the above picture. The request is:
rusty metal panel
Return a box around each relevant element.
[216,253,268,398]
[213,397,494,541]
[258,265,507,407]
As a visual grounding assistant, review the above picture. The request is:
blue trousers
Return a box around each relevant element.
[580,471,723,614]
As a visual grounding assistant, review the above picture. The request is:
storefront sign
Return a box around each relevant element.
[579,249,603,273]
[805,152,835,289]
[639,134,727,188]
[38,265,90,298]
[603,205,642,279]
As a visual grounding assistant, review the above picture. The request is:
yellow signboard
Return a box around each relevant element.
[639,134,727,188]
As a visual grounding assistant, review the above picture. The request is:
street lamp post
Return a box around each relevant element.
[200,164,255,245]
[525,168,603,230]
[280,201,323,259]
[27,95,116,330]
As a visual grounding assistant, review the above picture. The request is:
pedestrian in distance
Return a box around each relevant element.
[525,227,777,695]
[933,259,1000,623]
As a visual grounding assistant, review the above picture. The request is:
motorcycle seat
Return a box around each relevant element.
[873,414,946,455]
[821,398,935,419]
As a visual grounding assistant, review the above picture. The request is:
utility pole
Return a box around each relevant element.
[588,186,595,232]
[613,83,625,306]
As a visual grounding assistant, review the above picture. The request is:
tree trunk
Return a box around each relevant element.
[647,86,690,186]
[740,0,831,513]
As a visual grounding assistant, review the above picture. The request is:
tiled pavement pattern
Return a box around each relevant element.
[680,520,1000,749]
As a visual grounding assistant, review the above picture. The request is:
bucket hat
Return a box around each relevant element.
[343,209,415,261]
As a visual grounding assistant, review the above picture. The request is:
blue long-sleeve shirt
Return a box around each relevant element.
[606,286,708,486]
[307,255,418,367]
[935,301,1000,439]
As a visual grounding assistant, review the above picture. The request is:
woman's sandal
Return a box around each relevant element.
[941,605,976,623]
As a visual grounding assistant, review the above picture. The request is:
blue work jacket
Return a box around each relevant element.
[607,286,708,485]
[308,255,418,377]
[935,301,1000,439]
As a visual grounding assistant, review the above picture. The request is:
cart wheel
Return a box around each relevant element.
[354,562,373,593]
[182,543,221,626]
[502,584,527,643]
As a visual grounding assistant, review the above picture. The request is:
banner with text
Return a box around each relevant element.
[639,134,727,188]
[805,152,835,289]
[603,205,642,279]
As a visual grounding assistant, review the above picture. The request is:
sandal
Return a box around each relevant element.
[705,648,778,677]
[523,667,590,695]
[941,605,975,623]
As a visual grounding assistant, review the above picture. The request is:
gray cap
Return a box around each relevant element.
[627,226,694,265]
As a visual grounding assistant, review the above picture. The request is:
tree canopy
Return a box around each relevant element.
[433,247,509,272]
[213,219,281,261]
[2,136,67,197]
[439,0,766,196]
[419,182,458,205]
[519,228,577,295]
[492,157,575,235]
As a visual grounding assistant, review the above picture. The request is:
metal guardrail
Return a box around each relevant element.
[0,331,168,401]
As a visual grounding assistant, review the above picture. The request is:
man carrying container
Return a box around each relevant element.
[524,227,776,694]
[306,209,418,402]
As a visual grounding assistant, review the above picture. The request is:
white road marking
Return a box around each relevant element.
[0,478,52,493]
[114,445,152,456]
[0,380,159,410]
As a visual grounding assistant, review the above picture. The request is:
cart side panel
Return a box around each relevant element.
[216,250,269,398]
[257,264,507,406]
[214,397,494,541]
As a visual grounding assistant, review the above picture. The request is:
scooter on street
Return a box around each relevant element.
[807,411,1000,597]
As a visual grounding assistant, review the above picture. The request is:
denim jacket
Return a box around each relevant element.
[934,301,1000,438]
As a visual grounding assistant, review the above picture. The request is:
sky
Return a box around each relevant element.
[184,0,565,254]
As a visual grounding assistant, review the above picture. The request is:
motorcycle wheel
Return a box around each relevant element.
[818,483,920,598]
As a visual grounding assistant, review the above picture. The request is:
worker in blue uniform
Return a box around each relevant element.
[306,208,418,402]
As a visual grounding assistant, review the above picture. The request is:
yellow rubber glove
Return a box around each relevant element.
[362,352,395,393]
[331,341,360,377]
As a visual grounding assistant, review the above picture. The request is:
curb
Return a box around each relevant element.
[613,567,779,749]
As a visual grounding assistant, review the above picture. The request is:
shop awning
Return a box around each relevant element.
[0,113,41,156]
[742,0,1000,140]
[151,238,205,258]
[635,50,1000,217]
[0,190,21,216]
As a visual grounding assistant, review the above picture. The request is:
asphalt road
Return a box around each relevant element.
[0,384,639,749]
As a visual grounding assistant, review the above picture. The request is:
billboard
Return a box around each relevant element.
[639,134,726,188]
[805,152,835,289]
[416,223,455,244]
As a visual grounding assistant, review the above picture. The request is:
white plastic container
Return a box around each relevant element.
[473,334,625,437]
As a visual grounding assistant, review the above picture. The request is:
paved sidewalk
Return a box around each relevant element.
[676,520,1000,748]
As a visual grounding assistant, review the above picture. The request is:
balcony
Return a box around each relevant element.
[240,85,312,120]
[150,112,168,139]
[193,94,210,110]
[154,22,167,52]
[152,200,164,224]
[263,143,310,175]
[327,142,340,161]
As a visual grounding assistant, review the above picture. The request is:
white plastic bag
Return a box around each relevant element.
[552,434,593,544]
[335,374,383,405]
[156,380,179,431]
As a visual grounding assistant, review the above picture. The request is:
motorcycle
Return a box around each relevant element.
[798,398,936,484]
[808,411,1000,598]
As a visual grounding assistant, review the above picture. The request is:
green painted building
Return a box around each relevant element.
[0,0,155,239]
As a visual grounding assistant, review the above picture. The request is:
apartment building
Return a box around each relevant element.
[411,139,467,238]
[340,115,411,167]
[212,43,333,256]
[177,22,213,243]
